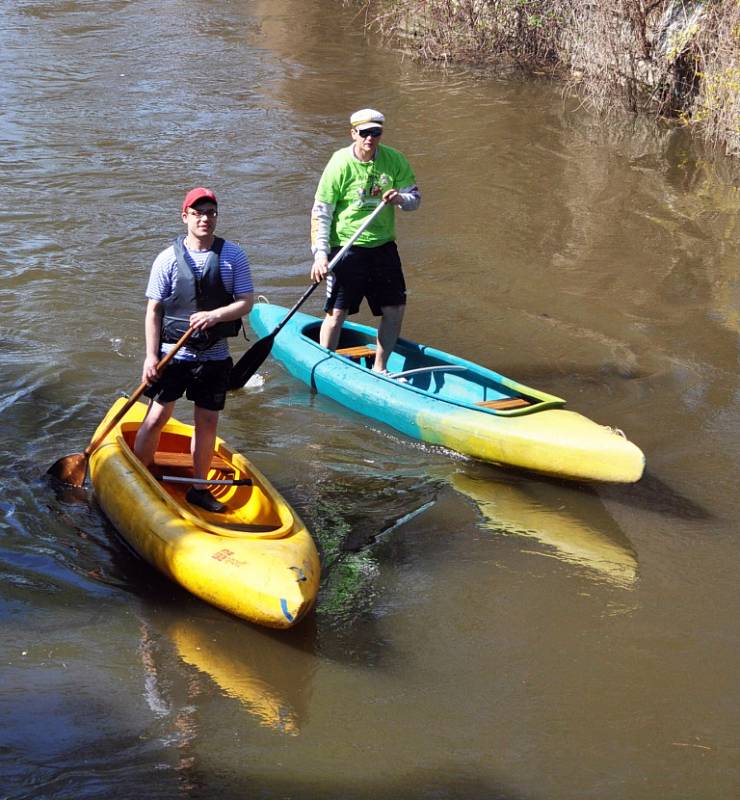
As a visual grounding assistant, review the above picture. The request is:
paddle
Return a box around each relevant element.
[158,476,253,486]
[47,326,195,487]
[228,199,389,390]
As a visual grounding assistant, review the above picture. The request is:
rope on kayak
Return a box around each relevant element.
[604,425,627,438]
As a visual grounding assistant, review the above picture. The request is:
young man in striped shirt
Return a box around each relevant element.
[134,187,254,513]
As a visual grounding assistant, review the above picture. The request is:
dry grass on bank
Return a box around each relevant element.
[350,0,740,157]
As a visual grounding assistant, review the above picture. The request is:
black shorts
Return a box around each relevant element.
[324,240,406,316]
[143,357,232,411]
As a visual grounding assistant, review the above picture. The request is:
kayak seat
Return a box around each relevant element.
[152,451,235,474]
[476,397,532,410]
[336,345,376,364]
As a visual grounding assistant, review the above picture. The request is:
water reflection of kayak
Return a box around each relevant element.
[168,618,314,735]
[451,472,638,588]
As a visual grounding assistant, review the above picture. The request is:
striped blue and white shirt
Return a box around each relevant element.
[146,239,253,361]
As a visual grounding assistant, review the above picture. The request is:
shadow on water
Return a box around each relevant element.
[596,469,712,521]
[175,767,534,800]
[43,475,163,591]
[337,489,439,554]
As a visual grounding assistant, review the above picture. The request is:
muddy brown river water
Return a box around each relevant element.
[1,1,738,798]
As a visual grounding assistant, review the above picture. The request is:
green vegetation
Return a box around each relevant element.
[350,0,740,156]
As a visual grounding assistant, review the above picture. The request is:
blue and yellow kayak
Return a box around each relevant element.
[248,302,645,483]
[88,398,320,628]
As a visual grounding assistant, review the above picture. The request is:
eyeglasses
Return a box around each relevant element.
[188,208,218,219]
[355,127,383,138]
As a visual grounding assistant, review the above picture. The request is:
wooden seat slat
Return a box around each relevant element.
[476,397,532,410]
[152,452,235,472]
[336,345,376,359]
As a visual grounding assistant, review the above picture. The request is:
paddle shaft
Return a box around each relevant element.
[158,475,253,486]
[228,200,388,389]
[272,199,389,338]
[82,326,195,458]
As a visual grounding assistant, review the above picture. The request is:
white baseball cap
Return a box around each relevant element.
[350,108,385,131]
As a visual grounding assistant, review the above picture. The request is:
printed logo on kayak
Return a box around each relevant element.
[212,548,248,567]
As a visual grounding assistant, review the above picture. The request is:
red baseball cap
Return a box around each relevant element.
[182,187,217,213]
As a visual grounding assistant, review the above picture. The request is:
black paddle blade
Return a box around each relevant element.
[229,333,276,390]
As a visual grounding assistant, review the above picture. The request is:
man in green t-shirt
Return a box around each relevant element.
[310,108,421,373]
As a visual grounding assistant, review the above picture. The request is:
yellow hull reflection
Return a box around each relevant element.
[168,619,307,735]
[452,473,638,588]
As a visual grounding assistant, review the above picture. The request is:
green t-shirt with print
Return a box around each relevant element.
[315,143,416,248]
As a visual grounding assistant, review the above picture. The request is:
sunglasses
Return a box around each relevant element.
[188,208,218,219]
[355,127,383,138]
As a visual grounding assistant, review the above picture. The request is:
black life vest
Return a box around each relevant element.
[161,235,242,351]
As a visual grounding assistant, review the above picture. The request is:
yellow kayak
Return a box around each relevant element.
[88,398,320,628]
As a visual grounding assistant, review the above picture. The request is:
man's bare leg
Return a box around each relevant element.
[373,304,405,372]
[320,307,348,351]
[192,406,219,480]
[133,399,175,467]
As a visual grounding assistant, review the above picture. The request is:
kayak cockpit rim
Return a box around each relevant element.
[106,425,296,540]
[299,320,566,416]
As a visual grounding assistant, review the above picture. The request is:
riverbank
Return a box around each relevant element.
[348,0,739,157]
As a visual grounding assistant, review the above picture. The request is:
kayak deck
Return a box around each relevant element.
[302,321,565,415]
